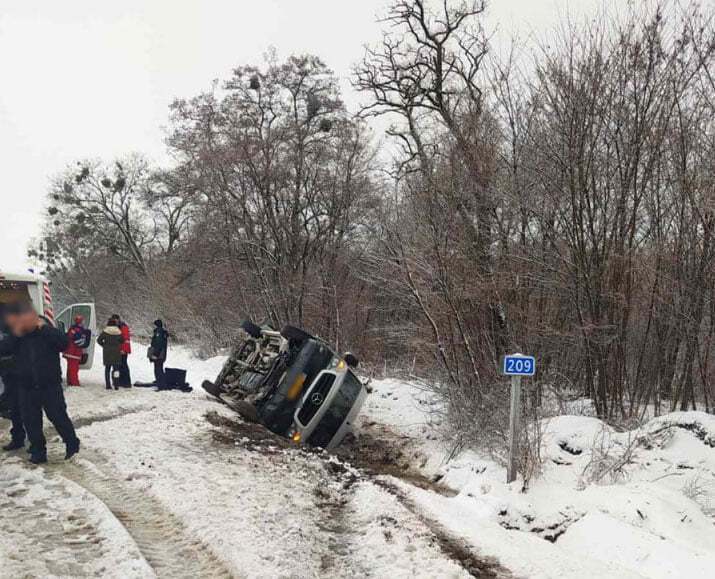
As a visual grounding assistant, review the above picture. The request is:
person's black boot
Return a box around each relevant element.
[65,439,80,460]
[29,452,48,465]
[2,439,25,451]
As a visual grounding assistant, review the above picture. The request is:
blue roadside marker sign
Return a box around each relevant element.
[502,354,536,377]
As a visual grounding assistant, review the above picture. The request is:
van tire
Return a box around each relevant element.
[344,352,359,369]
[280,325,312,343]
[240,320,262,339]
[233,400,260,423]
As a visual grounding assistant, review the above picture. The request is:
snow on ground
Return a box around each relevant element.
[1,347,485,578]
[361,378,715,579]
[2,345,714,578]
[0,459,153,579]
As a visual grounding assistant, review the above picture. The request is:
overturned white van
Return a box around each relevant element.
[0,271,96,370]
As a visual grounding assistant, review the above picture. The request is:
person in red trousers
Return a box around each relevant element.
[63,316,89,386]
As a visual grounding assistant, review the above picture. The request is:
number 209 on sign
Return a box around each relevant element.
[502,355,536,376]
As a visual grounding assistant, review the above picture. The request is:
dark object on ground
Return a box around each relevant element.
[161,367,186,389]
[135,368,192,393]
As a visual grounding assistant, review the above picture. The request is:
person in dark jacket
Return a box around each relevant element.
[0,306,25,451]
[97,319,124,390]
[148,319,169,387]
[0,301,80,464]
[112,314,132,387]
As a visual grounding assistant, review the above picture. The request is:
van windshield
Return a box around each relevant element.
[308,370,362,448]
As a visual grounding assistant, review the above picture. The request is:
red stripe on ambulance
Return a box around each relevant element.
[43,281,55,321]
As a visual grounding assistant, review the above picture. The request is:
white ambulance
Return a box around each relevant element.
[0,271,96,369]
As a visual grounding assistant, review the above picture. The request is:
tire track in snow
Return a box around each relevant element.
[208,408,510,577]
[373,477,511,578]
[0,465,116,578]
[72,403,157,429]
[60,456,236,579]
[63,406,235,578]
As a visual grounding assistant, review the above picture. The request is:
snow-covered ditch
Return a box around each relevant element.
[361,378,715,578]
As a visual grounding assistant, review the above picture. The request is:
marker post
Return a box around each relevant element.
[501,354,536,484]
[507,374,522,484]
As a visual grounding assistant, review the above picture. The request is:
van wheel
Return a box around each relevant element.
[240,320,262,339]
[280,325,312,343]
[344,352,359,369]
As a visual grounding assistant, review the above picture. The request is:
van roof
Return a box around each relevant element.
[0,271,46,284]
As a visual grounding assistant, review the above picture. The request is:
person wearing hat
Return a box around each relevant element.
[63,315,90,387]
[148,319,169,387]
[97,318,124,390]
[0,301,80,464]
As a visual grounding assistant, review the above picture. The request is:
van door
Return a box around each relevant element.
[56,303,97,370]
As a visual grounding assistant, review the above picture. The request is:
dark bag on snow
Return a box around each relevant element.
[164,368,187,388]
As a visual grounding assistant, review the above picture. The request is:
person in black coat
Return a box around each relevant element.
[97,319,124,390]
[0,301,80,464]
[0,306,25,451]
[148,319,169,387]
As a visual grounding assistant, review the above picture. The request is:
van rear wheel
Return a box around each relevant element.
[280,325,312,344]
[344,352,359,368]
[240,320,262,339]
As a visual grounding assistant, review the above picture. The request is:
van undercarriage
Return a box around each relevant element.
[202,321,367,450]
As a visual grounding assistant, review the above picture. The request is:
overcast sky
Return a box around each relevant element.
[0,0,603,273]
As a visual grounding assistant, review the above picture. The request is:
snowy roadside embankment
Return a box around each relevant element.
[360,378,715,579]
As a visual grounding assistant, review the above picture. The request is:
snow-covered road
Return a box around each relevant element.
[0,348,503,579]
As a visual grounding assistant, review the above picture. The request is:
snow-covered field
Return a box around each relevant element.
[364,379,715,579]
[1,348,714,578]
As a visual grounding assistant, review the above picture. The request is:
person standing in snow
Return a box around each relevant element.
[0,301,80,464]
[0,305,26,452]
[112,314,132,387]
[62,315,90,387]
[97,319,124,390]
[148,319,169,387]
